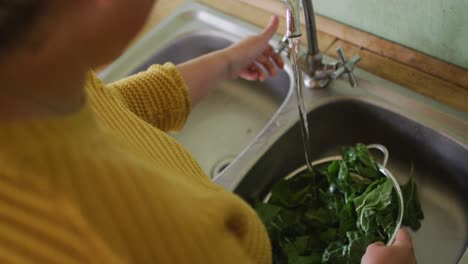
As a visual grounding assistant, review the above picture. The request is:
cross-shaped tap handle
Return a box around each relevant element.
[332,48,361,87]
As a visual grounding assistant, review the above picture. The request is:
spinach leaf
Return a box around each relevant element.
[356,144,378,171]
[354,178,393,232]
[346,231,379,263]
[337,161,352,195]
[270,172,317,208]
[322,242,348,264]
[304,208,337,226]
[318,188,344,214]
[276,209,308,236]
[319,228,338,244]
[341,144,379,179]
[282,236,311,257]
[327,160,340,178]
[401,175,424,230]
[255,202,282,224]
[338,202,356,236]
[288,254,322,264]
[376,209,396,241]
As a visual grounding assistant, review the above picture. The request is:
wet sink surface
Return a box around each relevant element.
[235,99,467,263]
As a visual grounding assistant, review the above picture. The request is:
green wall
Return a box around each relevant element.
[312,0,468,69]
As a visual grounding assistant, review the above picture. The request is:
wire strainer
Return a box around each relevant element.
[263,144,404,246]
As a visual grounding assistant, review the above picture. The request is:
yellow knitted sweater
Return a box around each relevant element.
[0,63,271,264]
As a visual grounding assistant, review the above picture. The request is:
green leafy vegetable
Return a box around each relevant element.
[354,178,393,232]
[256,203,282,224]
[401,175,424,230]
[255,143,424,264]
[345,231,379,263]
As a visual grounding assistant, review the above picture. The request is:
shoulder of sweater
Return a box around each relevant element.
[85,70,107,93]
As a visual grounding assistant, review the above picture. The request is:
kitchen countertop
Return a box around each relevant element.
[123,0,468,113]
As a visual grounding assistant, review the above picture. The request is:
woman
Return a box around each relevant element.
[0,0,415,263]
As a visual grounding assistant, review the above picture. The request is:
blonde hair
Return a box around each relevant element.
[0,0,42,47]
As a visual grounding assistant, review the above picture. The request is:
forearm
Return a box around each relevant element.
[176,49,232,106]
[176,15,281,107]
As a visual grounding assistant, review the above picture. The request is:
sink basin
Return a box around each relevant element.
[100,5,292,177]
[234,99,467,264]
[101,2,468,263]
[219,72,468,262]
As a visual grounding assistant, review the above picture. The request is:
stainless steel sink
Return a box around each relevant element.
[101,2,468,263]
[219,72,468,262]
[217,72,468,262]
[234,99,467,264]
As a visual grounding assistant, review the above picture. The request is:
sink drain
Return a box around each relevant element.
[211,157,234,178]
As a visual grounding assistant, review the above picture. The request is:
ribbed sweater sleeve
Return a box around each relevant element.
[105,63,191,132]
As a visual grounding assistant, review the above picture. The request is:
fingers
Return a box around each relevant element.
[271,51,284,69]
[393,228,416,263]
[253,44,284,80]
[261,15,279,40]
[251,64,266,81]
[258,55,276,78]
[361,229,416,264]
[238,44,283,81]
[228,15,284,81]
[256,16,283,80]
[241,56,279,81]
[239,63,264,81]
[263,45,284,69]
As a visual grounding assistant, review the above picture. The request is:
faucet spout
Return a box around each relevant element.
[301,0,320,56]
[285,0,302,39]
[280,0,361,89]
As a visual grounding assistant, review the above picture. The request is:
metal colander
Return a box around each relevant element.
[263,144,404,245]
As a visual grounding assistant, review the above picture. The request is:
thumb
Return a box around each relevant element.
[393,228,413,247]
[365,241,385,252]
[370,241,385,247]
[261,15,279,40]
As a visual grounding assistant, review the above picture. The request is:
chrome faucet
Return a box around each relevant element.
[279,0,361,88]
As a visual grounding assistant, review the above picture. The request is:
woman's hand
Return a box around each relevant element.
[177,15,283,106]
[223,15,284,81]
[361,229,417,264]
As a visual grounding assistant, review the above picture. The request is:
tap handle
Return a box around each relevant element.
[275,35,290,54]
[332,48,361,87]
[336,47,347,65]
[348,69,359,88]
